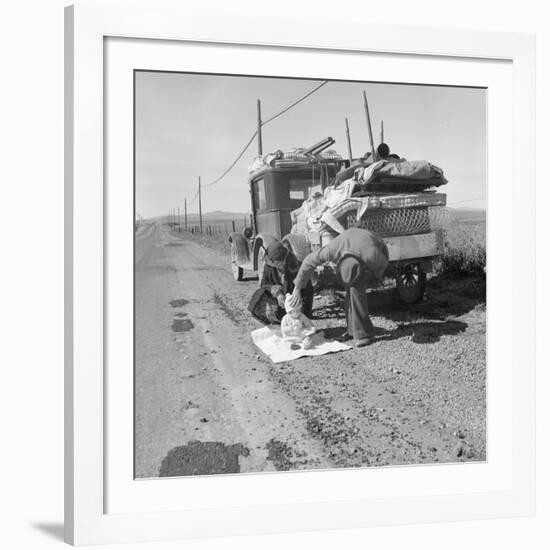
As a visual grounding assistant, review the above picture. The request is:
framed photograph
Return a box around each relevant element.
[65,0,535,545]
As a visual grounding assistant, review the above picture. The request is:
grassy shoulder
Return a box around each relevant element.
[438,220,486,278]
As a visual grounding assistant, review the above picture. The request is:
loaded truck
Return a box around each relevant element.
[228,138,447,304]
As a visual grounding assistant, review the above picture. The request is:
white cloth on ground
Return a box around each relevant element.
[251,326,351,363]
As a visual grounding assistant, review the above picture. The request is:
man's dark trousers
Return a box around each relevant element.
[344,286,374,339]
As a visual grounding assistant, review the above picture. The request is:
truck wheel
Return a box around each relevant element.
[396,263,426,304]
[256,246,266,287]
[231,244,243,281]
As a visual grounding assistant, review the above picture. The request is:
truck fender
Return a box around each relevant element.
[282,233,312,263]
[228,232,250,266]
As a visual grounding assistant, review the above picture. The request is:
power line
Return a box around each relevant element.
[261,80,328,126]
[202,130,258,188]
[202,80,329,188]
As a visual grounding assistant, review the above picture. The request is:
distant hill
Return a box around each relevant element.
[186,211,248,222]
[448,207,486,225]
[151,211,247,223]
[153,207,486,226]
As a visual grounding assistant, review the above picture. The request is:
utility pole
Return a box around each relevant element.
[362,90,376,159]
[198,176,203,233]
[184,197,187,230]
[380,120,384,144]
[177,207,180,231]
[257,99,263,156]
[345,117,353,161]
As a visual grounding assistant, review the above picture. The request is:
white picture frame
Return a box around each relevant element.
[65,0,535,545]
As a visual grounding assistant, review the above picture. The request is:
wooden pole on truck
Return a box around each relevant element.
[345,117,353,161]
[362,90,376,159]
[380,120,384,144]
[184,198,187,230]
[257,99,263,156]
[198,177,203,233]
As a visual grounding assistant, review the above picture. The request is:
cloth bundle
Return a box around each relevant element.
[358,159,447,186]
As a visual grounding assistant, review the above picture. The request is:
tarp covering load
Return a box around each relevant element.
[357,159,447,187]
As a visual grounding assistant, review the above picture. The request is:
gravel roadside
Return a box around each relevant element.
[166,229,487,469]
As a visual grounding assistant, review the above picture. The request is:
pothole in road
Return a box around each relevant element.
[170,298,189,308]
[171,316,194,332]
[159,441,250,477]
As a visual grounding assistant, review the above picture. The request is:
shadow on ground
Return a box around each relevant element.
[375,319,468,344]
[314,274,485,324]
[322,318,467,344]
[31,523,64,542]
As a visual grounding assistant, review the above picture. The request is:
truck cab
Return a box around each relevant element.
[249,163,342,239]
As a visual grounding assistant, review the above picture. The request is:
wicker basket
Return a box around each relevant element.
[347,206,449,237]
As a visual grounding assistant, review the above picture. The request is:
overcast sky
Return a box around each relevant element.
[135,72,486,219]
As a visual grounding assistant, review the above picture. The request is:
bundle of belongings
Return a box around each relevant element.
[290,158,448,244]
[248,147,343,174]
[355,159,447,189]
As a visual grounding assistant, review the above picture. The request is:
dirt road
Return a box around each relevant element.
[135,223,486,478]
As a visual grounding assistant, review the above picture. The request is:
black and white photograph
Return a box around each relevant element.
[4,0,546,547]
[134,71,487,479]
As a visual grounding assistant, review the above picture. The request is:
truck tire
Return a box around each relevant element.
[256,246,266,287]
[395,263,426,304]
[252,234,278,286]
[230,243,244,281]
